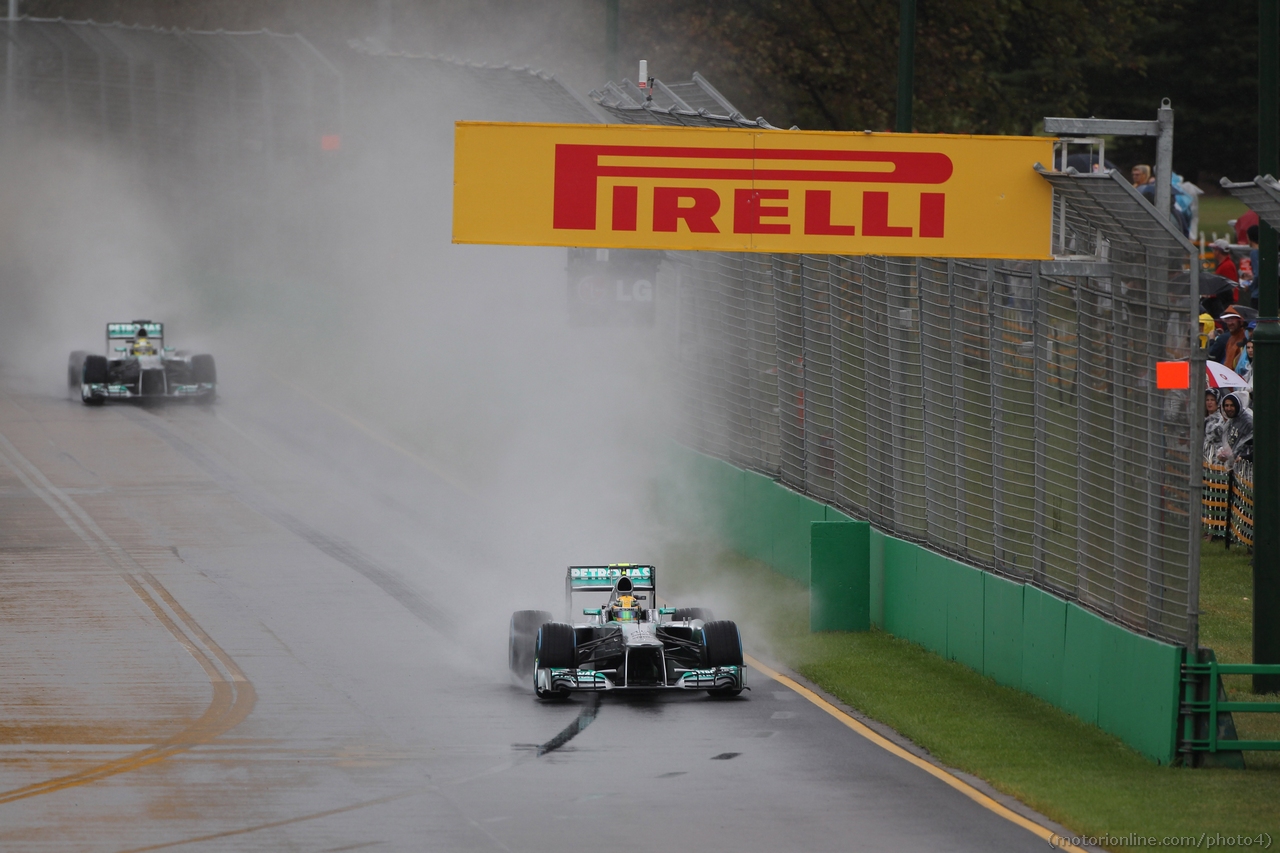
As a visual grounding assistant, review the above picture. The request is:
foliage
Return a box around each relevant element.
[626,0,1157,135]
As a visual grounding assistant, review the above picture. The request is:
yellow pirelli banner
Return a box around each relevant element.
[453,122,1055,259]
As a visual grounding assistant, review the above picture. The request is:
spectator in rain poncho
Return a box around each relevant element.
[1204,389,1227,459]
[1235,333,1253,382]
[1216,392,1254,464]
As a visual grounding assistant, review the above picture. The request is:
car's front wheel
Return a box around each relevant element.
[509,609,553,677]
[701,619,744,698]
[534,622,576,699]
[81,355,108,406]
[67,351,86,395]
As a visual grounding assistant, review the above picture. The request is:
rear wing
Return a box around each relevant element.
[107,322,162,339]
[106,322,163,354]
[565,564,656,617]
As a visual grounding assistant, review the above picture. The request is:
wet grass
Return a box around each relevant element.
[1199,542,1280,770]
[663,539,1280,850]
[1198,195,1249,242]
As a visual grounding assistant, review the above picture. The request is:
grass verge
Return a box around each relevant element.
[1199,542,1280,767]
[663,539,1278,850]
[1198,195,1249,241]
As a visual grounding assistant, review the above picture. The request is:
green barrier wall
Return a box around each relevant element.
[670,444,1183,764]
[810,521,870,632]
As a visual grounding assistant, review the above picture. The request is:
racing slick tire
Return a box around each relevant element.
[192,354,217,404]
[534,621,576,700]
[509,609,553,677]
[67,351,86,393]
[673,607,713,623]
[701,620,744,698]
[192,354,217,384]
[81,355,108,406]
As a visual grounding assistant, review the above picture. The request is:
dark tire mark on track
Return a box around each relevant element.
[536,694,600,756]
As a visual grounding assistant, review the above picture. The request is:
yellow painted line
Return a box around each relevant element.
[745,654,1087,853]
[0,426,257,804]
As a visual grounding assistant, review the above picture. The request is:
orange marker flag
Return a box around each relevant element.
[1156,361,1190,390]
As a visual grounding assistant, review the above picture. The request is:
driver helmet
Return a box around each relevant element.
[131,327,156,356]
[612,594,640,622]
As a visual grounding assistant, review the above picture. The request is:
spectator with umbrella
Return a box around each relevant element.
[1211,238,1240,282]
[1200,271,1237,319]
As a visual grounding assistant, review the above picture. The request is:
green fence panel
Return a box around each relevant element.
[869,527,886,629]
[913,549,949,656]
[882,536,918,638]
[714,458,747,545]
[1021,586,1067,706]
[1097,623,1181,764]
[982,573,1024,689]
[810,521,871,632]
[946,559,985,672]
[772,487,826,583]
[1062,603,1109,725]
[742,471,776,564]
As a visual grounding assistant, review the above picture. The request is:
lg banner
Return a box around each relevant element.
[453,122,1054,259]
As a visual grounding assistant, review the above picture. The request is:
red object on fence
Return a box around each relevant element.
[1156,361,1190,389]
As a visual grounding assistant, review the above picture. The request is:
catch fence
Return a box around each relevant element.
[0,18,343,262]
[598,83,1203,647]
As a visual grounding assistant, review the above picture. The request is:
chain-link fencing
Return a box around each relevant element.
[601,80,1202,647]
[0,18,344,266]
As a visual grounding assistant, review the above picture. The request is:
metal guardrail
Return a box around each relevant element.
[1203,457,1255,549]
[1181,660,1280,753]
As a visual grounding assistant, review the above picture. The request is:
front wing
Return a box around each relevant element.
[83,381,215,400]
[535,665,744,693]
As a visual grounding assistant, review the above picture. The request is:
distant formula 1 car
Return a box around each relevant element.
[69,321,216,405]
[509,563,745,699]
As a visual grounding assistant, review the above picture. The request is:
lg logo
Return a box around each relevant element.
[575,276,654,304]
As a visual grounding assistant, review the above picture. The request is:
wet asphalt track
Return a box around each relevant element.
[0,370,1057,852]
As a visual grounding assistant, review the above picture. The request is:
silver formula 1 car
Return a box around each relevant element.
[69,321,216,405]
[509,564,745,700]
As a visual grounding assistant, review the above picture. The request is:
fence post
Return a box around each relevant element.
[1031,260,1047,586]
[987,259,1006,567]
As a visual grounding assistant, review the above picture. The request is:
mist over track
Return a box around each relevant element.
[0,371,1053,851]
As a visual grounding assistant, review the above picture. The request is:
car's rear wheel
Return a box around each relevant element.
[701,619,743,698]
[509,609,553,677]
[534,621,576,699]
[673,607,713,623]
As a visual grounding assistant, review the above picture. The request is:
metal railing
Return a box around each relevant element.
[1181,657,1280,754]
[1203,456,1255,549]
